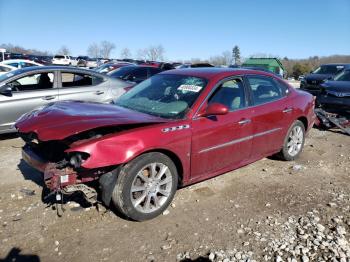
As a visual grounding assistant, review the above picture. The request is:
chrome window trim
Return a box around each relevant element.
[192,74,290,121]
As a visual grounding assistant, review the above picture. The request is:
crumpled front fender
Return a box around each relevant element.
[66,135,145,169]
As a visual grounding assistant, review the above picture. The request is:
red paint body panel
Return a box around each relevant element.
[15,101,169,141]
[191,108,253,179]
[16,68,315,187]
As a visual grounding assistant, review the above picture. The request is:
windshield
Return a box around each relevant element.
[114,74,208,119]
[333,70,350,81]
[107,66,138,79]
[312,65,344,74]
[95,64,112,73]
[54,55,65,59]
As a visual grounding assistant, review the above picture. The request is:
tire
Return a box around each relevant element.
[111,152,178,221]
[278,120,305,161]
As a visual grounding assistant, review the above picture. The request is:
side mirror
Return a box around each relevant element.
[0,86,13,97]
[197,103,229,117]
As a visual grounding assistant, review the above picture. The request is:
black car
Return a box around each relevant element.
[317,68,350,113]
[107,65,162,84]
[300,64,350,95]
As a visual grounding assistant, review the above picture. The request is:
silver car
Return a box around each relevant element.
[0,66,129,134]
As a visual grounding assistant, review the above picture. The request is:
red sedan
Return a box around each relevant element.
[15,68,316,221]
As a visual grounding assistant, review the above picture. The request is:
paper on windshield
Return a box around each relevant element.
[178,84,203,92]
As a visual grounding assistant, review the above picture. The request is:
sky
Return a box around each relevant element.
[0,0,349,61]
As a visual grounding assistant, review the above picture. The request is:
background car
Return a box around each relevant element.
[0,64,16,76]
[178,63,214,68]
[52,55,72,66]
[15,68,315,221]
[0,66,130,133]
[0,59,43,69]
[317,68,350,113]
[94,62,133,74]
[28,55,53,65]
[107,65,162,84]
[86,58,99,68]
[300,64,350,94]
[71,56,87,67]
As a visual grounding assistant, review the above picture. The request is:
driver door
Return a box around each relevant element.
[190,77,253,180]
[0,71,58,132]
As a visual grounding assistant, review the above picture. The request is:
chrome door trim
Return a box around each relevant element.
[198,127,282,154]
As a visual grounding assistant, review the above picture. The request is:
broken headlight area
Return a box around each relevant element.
[41,158,116,217]
[20,137,106,208]
[42,154,111,203]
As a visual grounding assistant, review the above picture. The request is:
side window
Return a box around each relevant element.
[247,75,286,105]
[208,78,246,110]
[148,68,161,77]
[61,73,103,87]
[131,68,147,81]
[8,63,19,68]
[8,72,54,91]
[24,62,36,68]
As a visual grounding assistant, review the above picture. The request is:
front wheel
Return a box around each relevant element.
[112,152,178,221]
[278,120,305,161]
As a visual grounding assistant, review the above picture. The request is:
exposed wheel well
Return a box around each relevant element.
[297,116,308,131]
[140,149,184,187]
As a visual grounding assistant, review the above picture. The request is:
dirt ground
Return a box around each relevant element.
[0,127,349,262]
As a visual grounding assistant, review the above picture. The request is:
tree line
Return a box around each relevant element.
[1,42,350,78]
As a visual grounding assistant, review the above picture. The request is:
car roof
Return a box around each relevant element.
[119,65,160,69]
[1,66,108,79]
[159,67,275,79]
[2,59,42,64]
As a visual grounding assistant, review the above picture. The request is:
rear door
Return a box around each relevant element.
[0,71,58,132]
[57,71,108,103]
[245,75,294,158]
[191,77,253,180]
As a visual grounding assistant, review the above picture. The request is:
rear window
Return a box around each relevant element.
[54,55,65,59]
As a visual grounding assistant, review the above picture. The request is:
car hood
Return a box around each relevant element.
[321,81,350,92]
[15,101,170,141]
[305,74,333,81]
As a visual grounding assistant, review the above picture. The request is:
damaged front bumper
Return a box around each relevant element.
[22,144,98,204]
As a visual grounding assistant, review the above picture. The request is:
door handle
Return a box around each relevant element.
[43,95,56,100]
[95,90,104,95]
[282,108,293,113]
[238,119,251,125]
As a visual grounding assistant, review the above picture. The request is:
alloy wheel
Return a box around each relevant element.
[287,125,304,157]
[130,163,173,213]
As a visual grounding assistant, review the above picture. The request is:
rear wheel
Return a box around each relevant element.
[278,120,305,161]
[112,152,178,221]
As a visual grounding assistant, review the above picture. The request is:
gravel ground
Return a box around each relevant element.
[0,127,349,262]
